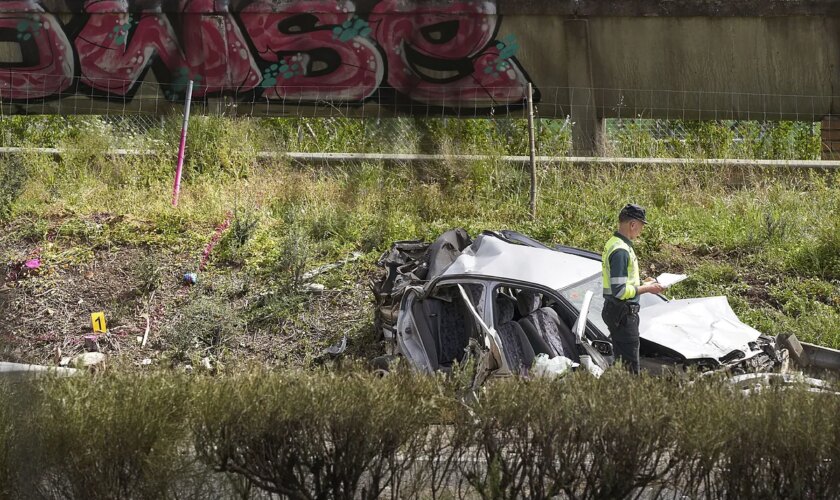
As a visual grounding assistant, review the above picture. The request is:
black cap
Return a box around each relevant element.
[619,204,648,224]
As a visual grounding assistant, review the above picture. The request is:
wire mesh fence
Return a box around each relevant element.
[0,81,830,160]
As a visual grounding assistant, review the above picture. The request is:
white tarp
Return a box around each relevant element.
[639,296,762,360]
[441,236,601,291]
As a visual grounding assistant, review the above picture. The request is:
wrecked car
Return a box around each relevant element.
[372,229,790,378]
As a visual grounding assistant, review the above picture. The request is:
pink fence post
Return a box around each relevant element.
[172,80,194,207]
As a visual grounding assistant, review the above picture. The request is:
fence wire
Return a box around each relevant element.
[0,81,831,160]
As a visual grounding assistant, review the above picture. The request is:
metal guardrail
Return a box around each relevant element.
[0,362,78,377]
[1,147,839,169]
[279,152,840,169]
[801,342,840,372]
[0,147,156,156]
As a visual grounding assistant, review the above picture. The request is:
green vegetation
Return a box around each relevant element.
[0,115,837,371]
[0,114,821,159]
[0,115,837,497]
[0,156,27,222]
[609,120,820,159]
[0,369,838,499]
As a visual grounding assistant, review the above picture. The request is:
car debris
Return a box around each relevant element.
[531,353,577,378]
[372,229,837,382]
[69,352,107,369]
[84,335,100,352]
[302,251,363,281]
[322,334,348,357]
[304,283,326,294]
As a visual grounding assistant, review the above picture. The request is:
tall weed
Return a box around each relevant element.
[0,156,26,221]
[2,115,838,352]
[150,115,264,180]
[217,205,260,265]
[163,293,245,362]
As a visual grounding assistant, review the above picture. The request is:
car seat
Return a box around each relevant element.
[495,295,535,373]
[516,291,580,362]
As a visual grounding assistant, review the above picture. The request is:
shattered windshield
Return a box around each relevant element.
[558,273,665,337]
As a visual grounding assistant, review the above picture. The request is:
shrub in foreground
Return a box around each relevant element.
[458,372,680,500]
[0,381,15,500]
[192,368,451,499]
[25,373,194,500]
[713,384,840,498]
[0,369,838,499]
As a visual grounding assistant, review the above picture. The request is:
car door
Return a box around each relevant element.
[396,281,486,373]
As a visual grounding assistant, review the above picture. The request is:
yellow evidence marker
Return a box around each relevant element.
[91,312,107,333]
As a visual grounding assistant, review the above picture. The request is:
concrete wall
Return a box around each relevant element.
[510,13,840,153]
[502,16,840,152]
[1,1,839,154]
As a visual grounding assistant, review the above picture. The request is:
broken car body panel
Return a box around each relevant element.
[639,296,765,361]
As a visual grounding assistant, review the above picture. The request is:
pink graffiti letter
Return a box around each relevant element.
[240,0,383,102]
[0,0,73,100]
[75,0,185,97]
[369,0,530,108]
[177,0,261,96]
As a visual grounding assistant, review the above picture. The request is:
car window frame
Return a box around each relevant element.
[428,274,605,343]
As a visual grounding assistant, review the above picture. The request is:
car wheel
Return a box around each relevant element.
[372,354,398,376]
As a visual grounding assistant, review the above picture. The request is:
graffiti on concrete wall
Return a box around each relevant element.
[0,0,535,111]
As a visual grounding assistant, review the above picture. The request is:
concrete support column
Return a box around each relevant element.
[821,116,840,160]
[565,19,606,156]
[826,17,840,160]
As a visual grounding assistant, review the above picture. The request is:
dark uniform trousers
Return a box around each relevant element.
[601,298,641,374]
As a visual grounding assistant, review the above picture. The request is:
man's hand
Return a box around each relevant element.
[638,282,665,295]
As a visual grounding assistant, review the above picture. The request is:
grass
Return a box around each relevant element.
[0,116,838,371]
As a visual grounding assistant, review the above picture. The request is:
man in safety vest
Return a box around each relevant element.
[601,204,664,374]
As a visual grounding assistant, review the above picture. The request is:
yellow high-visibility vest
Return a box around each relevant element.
[602,235,640,301]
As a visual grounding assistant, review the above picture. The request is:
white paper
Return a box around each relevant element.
[656,273,688,288]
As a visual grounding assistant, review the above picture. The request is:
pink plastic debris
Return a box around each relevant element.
[24,259,41,269]
[198,211,232,272]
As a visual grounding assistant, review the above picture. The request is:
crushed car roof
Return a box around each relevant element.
[440,234,602,290]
